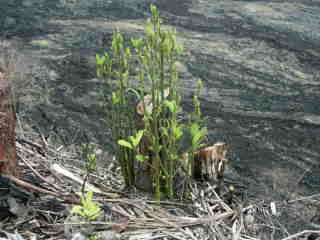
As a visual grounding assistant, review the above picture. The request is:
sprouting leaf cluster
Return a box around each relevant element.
[71,191,101,221]
[118,130,144,150]
[82,143,97,173]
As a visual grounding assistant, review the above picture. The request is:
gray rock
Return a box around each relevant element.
[0,231,25,240]
[64,215,96,239]
[70,233,86,240]
[97,231,121,240]
[7,197,27,216]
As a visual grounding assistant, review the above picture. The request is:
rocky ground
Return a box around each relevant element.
[1,0,320,234]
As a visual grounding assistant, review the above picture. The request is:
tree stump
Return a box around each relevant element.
[0,69,17,176]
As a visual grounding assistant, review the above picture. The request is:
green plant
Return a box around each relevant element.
[185,80,207,194]
[97,5,208,200]
[72,191,101,221]
[189,80,208,152]
[160,99,183,197]
[81,143,97,196]
[118,130,144,150]
[97,29,136,187]
[89,235,98,240]
[118,130,147,162]
[130,4,184,200]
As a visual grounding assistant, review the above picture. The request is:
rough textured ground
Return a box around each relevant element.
[1,0,319,233]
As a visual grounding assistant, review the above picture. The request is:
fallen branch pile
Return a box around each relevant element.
[0,130,319,240]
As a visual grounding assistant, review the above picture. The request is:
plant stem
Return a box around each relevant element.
[81,172,89,197]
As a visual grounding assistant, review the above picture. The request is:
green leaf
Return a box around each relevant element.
[86,191,93,202]
[192,132,202,146]
[170,153,179,161]
[131,38,144,49]
[176,44,184,54]
[198,143,206,149]
[89,235,98,240]
[190,122,207,148]
[86,153,97,172]
[136,154,147,162]
[125,47,131,58]
[161,38,170,54]
[173,125,183,140]
[146,19,154,37]
[129,130,144,148]
[96,68,103,78]
[196,79,203,91]
[83,192,101,220]
[112,92,120,105]
[118,140,133,149]
[71,205,83,216]
[190,123,200,137]
[96,54,105,66]
[135,130,144,146]
[129,136,135,144]
[160,126,169,138]
[72,191,101,221]
[191,126,207,148]
[104,52,110,60]
[164,100,176,113]
[150,4,157,17]
[126,88,141,100]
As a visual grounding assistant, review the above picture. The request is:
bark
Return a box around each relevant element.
[0,69,18,176]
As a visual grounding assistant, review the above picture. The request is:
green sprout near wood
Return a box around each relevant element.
[118,130,147,162]
[71,191,101,221]
[97,4,208,200]
[118,130,144,150]
[184,79,207,195]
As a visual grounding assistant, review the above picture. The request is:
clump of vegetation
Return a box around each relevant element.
[71,191,101,239]
[81,143,97,196]
[97,5,207,200]
[185,79,208,194]
[71,191,101,221]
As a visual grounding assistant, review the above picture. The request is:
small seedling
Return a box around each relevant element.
[89,235,98,240]
[81,143,97,196]
[71,191,101,221]
[184,79,208,196]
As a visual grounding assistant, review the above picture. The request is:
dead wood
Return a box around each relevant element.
[0,69,17,176]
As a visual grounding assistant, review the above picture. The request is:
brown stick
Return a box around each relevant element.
[4,174,81,204]
[4,174,59,196]
[280,230,320,240]
[18,154,63,191]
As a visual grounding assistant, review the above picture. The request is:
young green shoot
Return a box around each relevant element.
[72,191,101,221]
[81,143,97,196]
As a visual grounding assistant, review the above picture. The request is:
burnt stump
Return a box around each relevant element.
[0,69,17,176]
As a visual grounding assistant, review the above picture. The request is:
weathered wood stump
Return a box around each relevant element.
[0,68,18,176]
